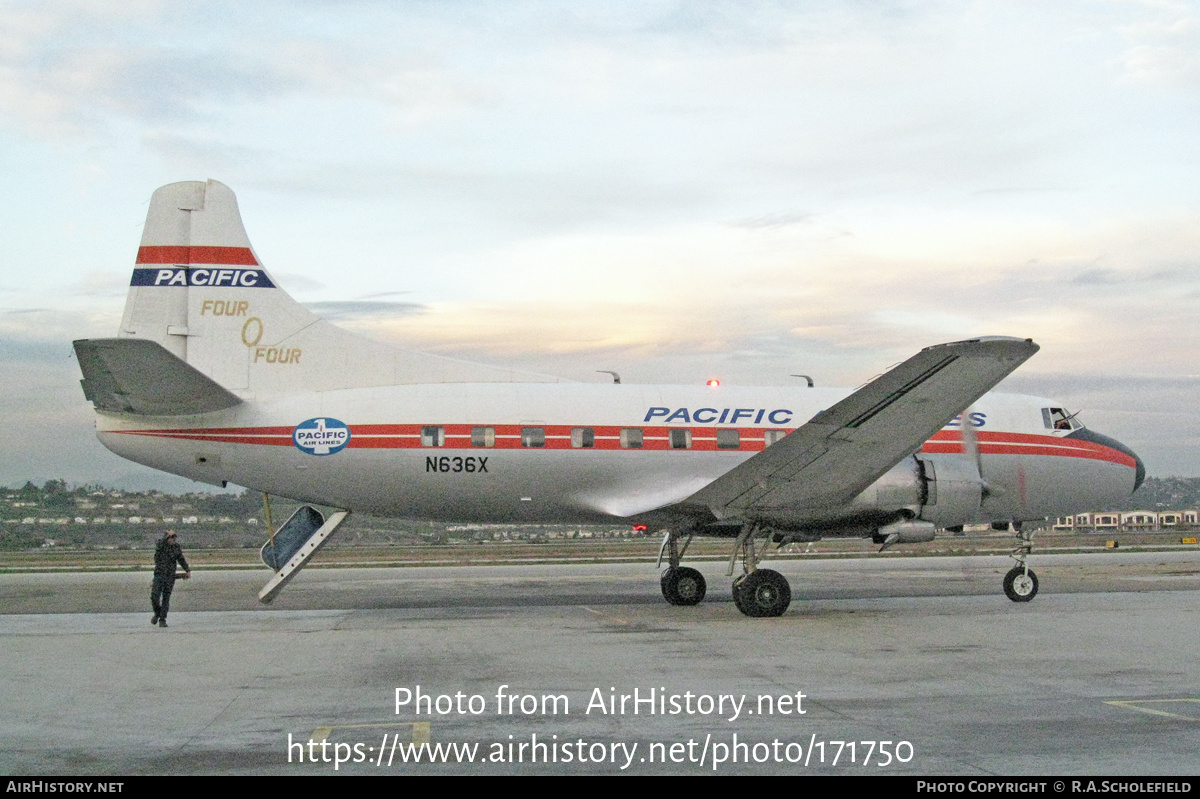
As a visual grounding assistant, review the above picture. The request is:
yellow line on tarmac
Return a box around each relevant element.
[310,721,433,743]
[1105,699,1200,721]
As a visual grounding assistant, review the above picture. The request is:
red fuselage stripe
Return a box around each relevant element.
[111,425,1137,467]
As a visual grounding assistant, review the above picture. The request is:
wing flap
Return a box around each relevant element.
[74,338,243,416]
[686,337,1038,522]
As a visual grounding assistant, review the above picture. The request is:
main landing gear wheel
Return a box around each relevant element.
[732,569,791,618]
[1003,567,1038,602]
[661,567,706,606]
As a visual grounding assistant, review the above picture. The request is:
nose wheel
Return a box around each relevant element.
[1004,523,1039,602]
[1003,567,1038,602]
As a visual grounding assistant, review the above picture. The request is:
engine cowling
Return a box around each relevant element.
[851,454,983,527]
[872,519,937,546]
[915,454,983,526]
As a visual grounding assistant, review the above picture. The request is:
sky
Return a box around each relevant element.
[1,0,1198,490]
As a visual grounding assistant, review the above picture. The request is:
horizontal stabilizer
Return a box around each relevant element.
[74,338,242,416]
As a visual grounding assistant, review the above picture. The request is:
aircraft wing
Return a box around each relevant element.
[683,337,1039,523]
[74,338,243,416]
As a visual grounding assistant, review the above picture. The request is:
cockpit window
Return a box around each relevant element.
[1042,408,1078,431]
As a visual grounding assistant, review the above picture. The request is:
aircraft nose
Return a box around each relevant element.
[1131,448,1146,492]
[1067,428,1144,493]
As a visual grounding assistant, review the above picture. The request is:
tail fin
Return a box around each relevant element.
[115,179,554,398]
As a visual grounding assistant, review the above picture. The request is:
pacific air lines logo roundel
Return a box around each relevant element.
[293,417,351,456]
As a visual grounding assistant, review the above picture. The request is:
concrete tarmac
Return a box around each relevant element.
[1,551,1197,775]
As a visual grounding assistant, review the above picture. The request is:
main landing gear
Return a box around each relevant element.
[658,529,706,606]
[732,569,791,618]
[1003,522,1038,602]
[657,524,791,617]
[729,523,790,618]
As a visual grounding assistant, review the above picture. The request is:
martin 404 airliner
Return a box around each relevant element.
[74,180,1144,616]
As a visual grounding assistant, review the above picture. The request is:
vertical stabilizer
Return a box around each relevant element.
[115,180,559,397]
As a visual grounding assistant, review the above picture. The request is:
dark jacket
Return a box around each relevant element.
[154,537,189,580]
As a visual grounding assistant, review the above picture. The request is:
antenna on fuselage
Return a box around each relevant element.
[790,374,814,387]
[597,370,621,384]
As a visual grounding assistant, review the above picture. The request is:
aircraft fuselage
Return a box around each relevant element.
[95,382,1140,532]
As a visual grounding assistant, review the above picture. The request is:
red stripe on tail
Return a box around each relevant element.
[136,246,259,266]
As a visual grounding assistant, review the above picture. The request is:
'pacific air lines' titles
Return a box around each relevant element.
[644,407,794,425]
[946,412,987,428]
[293,418,351,455]
[130,267,276,288]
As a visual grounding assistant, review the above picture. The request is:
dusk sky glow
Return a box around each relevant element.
[2,1,1198,488]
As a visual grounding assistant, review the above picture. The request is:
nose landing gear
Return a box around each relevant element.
[1003,566,1038,601]
[1004,523,1038,602]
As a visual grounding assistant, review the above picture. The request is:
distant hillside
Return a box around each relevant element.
[4,475,1198,552]
[1113,477,1200,511]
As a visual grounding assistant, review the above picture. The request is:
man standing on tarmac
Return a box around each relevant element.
[151,530,190,628]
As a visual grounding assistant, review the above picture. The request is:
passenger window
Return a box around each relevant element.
[421,426,444,447]
[717,429,740,450]
[763,429,787,446]
[471,426,495,447]
[620,428,643,449]
[521,427,545,448]
[669,429,692,449]
[571,427,594,448]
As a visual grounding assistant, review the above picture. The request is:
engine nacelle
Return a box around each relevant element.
[915,454,983,526]
[851,453,984,527]
[872,520,937,545]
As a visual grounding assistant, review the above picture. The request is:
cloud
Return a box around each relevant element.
[69,271,130,298]
[0,25,299,136]
[725,211,817,230]
[0,6,495,139]
[326,203,1200,396]
[301,300,426,321]
[1003,372,1200,476]
[2,1,1199,480]
[0,308,122,346]
[1116,3,1200,89]
[0,337,75,365]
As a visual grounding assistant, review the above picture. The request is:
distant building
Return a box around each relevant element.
[1054,510,1199,532]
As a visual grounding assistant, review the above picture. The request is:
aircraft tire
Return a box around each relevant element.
[660,568,680,604]
[731,574,746,608]
[661,567,707,606]
[1003,567,1038,602]
[733,569,791,618]
[673,567,706,605]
